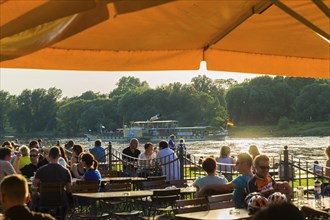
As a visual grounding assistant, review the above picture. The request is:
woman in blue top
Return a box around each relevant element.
[81,152,101,181]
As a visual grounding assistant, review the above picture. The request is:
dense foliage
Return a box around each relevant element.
[0,75,329,135]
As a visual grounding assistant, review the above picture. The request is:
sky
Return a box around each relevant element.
[0,62,261,97]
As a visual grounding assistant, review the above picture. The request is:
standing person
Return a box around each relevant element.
[168,134,176,151]
[197,153,253,208]
[122,138,141,176]
[216,146,236,181]
[138,142,156,177]
[246,155,293,200]
[156,140,180,181]
[193,157,228,192]
[89,140,106,163]
[19,148,40,178]
[325,146,330,178]
[0,174,55,220]
[177,138,186,151]
[0,147,16,182]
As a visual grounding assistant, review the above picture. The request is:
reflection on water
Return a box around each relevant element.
[3,136,329,165]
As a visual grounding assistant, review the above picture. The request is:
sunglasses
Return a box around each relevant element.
[30,154,38,157]
[258,166,270,170]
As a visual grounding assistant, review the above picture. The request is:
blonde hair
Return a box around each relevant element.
[19,145,30,157]
[220,146,231,158]
[325,146,330,159]
[249,145,260,159]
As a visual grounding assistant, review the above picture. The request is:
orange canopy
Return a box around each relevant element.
[1,0,329,78]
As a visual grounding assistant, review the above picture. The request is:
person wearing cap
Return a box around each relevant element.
[168,134,176,151]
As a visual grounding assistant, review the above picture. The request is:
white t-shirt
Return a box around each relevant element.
[156,147,180,181]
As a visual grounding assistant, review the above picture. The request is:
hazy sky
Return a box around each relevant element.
[0,65,261,97]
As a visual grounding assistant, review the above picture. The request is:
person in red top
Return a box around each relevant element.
[246,155,293,199]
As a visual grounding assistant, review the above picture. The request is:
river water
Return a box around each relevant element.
[5,136,329,165]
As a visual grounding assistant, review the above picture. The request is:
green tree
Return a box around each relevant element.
[109,76,149,98]
[295,82,330,121]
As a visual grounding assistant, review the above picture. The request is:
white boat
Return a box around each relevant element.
[85,119,228,142]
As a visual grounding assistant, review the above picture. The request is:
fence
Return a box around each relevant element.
[66,142,329,190]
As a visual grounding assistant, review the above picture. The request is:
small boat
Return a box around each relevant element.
[85,118,227,142]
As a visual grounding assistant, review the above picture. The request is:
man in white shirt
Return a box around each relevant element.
[156,140,180,181]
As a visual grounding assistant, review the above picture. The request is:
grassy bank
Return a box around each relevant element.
[228,121,330,138]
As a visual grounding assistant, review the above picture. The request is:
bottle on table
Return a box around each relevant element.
[314,178,322,208]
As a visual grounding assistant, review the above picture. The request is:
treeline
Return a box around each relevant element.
[0,75,329,135]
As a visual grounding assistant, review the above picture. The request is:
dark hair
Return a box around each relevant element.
[58,146,68,162]
[238,152,253,168]
[159,140,168,149]
[82,152,98,170]
[95,140,102,147]
[254,155,269,167]
[0,147,12,160]
[66,140,74,148]
[29,140,39,149]
[49,146,60,159]
[2,141,12,148]
[254,203,304,220]
[202,157,217,174]
[144,142,154,150]
[73,144,84,155]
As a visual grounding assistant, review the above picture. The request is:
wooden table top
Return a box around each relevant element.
[73,187,196,199]
[175,208,251,220]
[101,177,147,182]
[73,190,153,199]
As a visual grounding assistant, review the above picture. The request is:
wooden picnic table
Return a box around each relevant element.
[175,208,251,220]
[72,187,196,200]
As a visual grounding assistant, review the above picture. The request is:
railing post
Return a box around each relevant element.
[179,147,184,180]
[283,146,289,182]
[108,142,112,171]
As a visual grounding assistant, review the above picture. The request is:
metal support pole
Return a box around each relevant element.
[179,147,184,180]
[283,146,289,182]
[108,142,112,171]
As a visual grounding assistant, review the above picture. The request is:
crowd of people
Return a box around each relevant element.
[0,137,329,219]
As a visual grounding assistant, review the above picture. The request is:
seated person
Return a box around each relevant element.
[122,138,141,176]
[81,152,101,183]
[216,146,236,181]
[13,145,31,170]
[0,147,16,183]
[19,148,40,178]
[89,140,106,163]
[193,156,228,192]
[197,153,253,208]
[137,142,156,177]
[71,152,85,179]
[246,155,293,200]
[254,202,304,220]
[0,174,55,220]
[32,147,72,219]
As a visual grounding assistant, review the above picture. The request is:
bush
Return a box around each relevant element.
[278,116,290,130]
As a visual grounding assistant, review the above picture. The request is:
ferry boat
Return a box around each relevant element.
[85,118,228,142]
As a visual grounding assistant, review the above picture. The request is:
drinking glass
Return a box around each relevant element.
[296,186,304,206]
[187,180,193,189]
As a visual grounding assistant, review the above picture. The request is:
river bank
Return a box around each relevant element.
[1,121,329,141]
[228,121,330,138]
